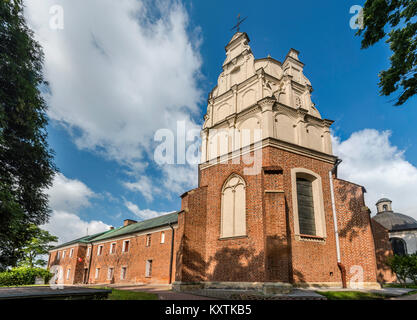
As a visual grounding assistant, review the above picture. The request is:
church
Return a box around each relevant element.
[48,32,393,292]
[372,198,417,256]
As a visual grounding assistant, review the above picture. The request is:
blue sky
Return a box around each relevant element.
[24,0,417,243]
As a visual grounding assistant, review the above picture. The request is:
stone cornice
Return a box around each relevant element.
[200,136,338,171]
[209,97,333,130]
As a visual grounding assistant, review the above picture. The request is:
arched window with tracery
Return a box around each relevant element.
[221,174,246,238]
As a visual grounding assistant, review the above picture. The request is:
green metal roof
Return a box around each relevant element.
[91,211,178,242]
[50,211,178,250]
[50,230,111,250]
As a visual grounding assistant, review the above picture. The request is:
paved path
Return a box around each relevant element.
[113,285,324,300]
[315,287,415,298]
[0,286,111,300]
[113,285,218,300]
[391,293,417,300]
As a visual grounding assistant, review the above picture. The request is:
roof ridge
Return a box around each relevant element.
[49,211,179,251]
[132,211,177,225]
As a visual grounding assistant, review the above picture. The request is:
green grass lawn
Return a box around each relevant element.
[383,283,417,289]
[95,287,158,300]
[317,291,386,300]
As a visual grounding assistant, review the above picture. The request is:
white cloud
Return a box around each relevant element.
[43,173,110,244]
[333,129,417,220]
[123,176,161,202]
[47,173,96,212]
[43,211,110,245]
[24,0,203,195]
[124,200,173,220]
[161,163,198,195]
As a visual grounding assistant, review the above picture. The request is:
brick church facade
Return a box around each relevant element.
[48,32,394,290]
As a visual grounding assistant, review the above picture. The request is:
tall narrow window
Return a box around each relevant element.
[161,231,165,244]
[121,267,127,280]
[145,260,152,277]
[87,247,91,257]
[110,243,116,254]
[146,235,151,247]
[107,267,114,280]
[296,177,316,235]
[66,268,71,280]
[57,251,60,260]
[221,174,246,238]
[123,240,130,252]
[97,245,103,256]
[69,248,74,258]
[62,250,66,259]
[95,268,100,279]
[291,168,326,239]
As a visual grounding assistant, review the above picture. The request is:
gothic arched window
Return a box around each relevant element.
[390,237,407,256]
[221,174,246,238]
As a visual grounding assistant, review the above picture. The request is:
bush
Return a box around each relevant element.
[0,267,52,287]
[388,254,417,286]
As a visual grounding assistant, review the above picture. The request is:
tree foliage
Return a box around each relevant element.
[18,224,58,268]
[0,267,52,286]
[388,253,417,286]
[0,0,56,270]
[357,0,417,105]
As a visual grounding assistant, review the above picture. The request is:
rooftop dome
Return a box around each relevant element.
[373,211,417,231]
[372,198,417,231]
[376,198,392,205]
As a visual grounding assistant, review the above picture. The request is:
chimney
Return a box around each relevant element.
[124,219,137,227]
[109,226,114,230]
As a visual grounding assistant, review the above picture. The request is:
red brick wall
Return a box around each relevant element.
[49,144,380,288]
[49,228,177,285]
[48,245,86,284]
[175,186,208,282]
[87,229,176,285]
[199,150,266,282]
[175,146,378,286]
[371,220,396,283]
[333,178,378,284]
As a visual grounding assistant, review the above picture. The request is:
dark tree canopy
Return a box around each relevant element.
[357,0,417,106]
[0,0,56,270]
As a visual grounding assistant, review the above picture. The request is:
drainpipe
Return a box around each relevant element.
[329,159,347,288]
[168,223,175,284]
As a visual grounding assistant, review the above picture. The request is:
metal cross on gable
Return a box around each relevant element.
[231,14,247,33]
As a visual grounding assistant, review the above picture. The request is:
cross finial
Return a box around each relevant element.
[231,14,247,33]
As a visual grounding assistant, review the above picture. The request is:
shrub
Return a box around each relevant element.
[0,267,52,287]
[388,254,417,286]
